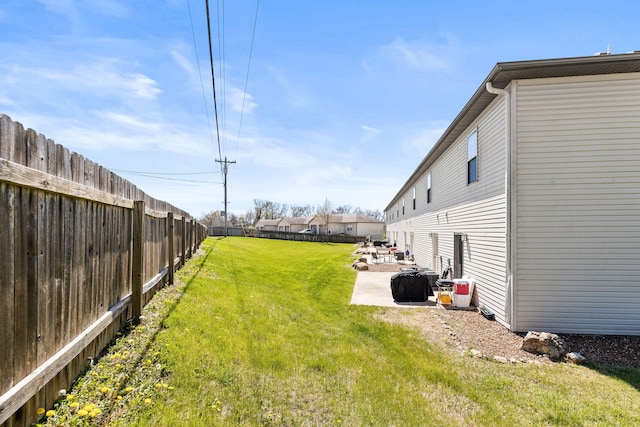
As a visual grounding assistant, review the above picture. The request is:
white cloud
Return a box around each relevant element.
[86,0,129,18]
[360,125,381,141]
[227,87,258,114]
[403,123,448,155]
[366,35,458,75]
[361,125,380,133]
[171,48,194,74]
[8,57,162,101]
[268,66,312,108]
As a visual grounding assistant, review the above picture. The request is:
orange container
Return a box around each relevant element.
[438,292,451,304]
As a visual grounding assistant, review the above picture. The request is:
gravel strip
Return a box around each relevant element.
[366,261,640,367]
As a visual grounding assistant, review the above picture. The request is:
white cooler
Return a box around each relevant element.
[452,278,475,308]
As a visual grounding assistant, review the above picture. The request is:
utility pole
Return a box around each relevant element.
[216,157,236,237]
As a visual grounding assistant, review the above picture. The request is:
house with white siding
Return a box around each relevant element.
[385,52,640,335]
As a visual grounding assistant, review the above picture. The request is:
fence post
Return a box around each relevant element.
[180,216,186,267]
[190,219,195,257]
[132,200,144,325]
[167,212,174,285]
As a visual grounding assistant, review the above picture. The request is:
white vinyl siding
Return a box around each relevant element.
[513,74,640,334]
[387,96,509,324]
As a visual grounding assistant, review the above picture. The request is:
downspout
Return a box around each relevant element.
[485,81,515,330]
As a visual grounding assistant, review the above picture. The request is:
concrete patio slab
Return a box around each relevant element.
[350,271,437,308]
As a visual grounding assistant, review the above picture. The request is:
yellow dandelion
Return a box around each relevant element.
[66,394,75,400]
[78,409,88,416]
[100,386,111,394]
[36,408,45,415]
[144,398,152,404]
[117,395,123,400]
[124,386,133,393]
[69,402,80,408]
[168,386,175,390]
[145,359,152,365]
[45,410,55,417]
[116,331,122,336]
[154,383,162,388]
[115,363,122,368]
[161,383,168,388]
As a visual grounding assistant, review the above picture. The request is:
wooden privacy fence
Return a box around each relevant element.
[253,229,365,244]
[0,115,207,427]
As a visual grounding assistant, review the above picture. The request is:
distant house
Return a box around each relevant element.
[310,213,385,239]
[255,214,384,239]
[278,216,314,233]
[385,52,640,335]
[254,218,282,231]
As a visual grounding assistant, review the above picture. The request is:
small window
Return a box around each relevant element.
[412,187,416,210]
[402,197,405,215]
[467,130,478,184]
[427,172,432,203]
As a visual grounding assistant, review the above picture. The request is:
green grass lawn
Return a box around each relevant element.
[135,237,640,426]
[42,236,640,426]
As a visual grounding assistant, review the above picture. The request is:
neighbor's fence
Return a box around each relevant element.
[209,225,245,236]
[253,229,364,244]
[0,114,207,427]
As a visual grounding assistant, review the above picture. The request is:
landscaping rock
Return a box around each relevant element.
[353,261,368,271]
[565,352,586,365]
[521,331,567,361]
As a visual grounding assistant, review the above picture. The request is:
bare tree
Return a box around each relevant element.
[334,204,352,214]
[316,197,333,236]
[253,198,267,221]
[242,209,256,226]
[199,210,225,227]
[363,209,384,221]
[290,204,314,217]
[253,199,289,220]
[354,207,384,221]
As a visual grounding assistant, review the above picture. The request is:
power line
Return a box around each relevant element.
[205,0,224,171]
[187,0,217,159]
[216,0,227,157]
[235,0,260,160]
[110,168,217,176]
[113,171,221,184]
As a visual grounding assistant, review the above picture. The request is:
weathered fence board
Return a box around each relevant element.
[0,114,207,427]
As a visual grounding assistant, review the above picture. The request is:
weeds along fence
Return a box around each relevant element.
[0,114,207,427]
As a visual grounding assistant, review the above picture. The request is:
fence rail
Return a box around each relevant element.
[0,114,207,427]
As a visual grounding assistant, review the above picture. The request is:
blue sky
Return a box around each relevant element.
[1,1,639,218]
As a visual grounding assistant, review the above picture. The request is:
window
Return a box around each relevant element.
[412,187,416,210]
[402,197,405,215]
[467,130,478,184]
[427,172,432,203]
